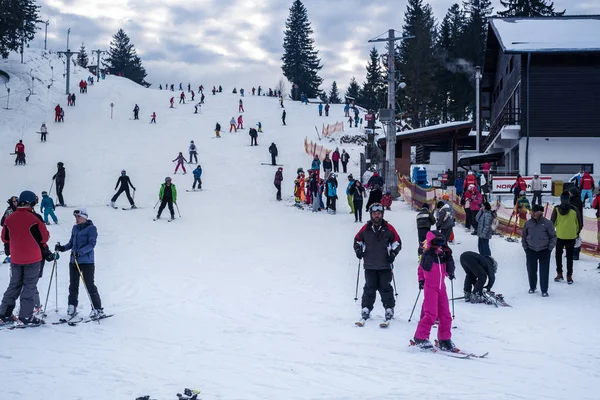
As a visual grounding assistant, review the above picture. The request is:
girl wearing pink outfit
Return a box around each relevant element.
[173,152,188,174]
[413,230,458,352]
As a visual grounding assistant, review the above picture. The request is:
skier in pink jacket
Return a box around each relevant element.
[413,230,458,352]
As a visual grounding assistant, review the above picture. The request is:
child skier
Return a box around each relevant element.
[412,230,458,351]
[173,152,188,174]
[229,117,237,132]
[381,190,392,210]
[215,122,221,138]
[150,112,156,123]
[40,191,58,225]
[192,165,202,190]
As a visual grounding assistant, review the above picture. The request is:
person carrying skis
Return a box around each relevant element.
[189,141,198,164]
[15,140,25,165]
[40,123,48,142]
[249,127,258,146]
[150,112,157,123]
[416,203,435,246]
[0,190,52,325]
[354,203,402,323]
[133,104,139,120]
[156,177,177,220]
[110,170,136,209]
[282,109,286,126]
[215,122,221,138]
[274,167,283,201]
[239,99,244,113]
[412,230,457,351]
[53,162,67,207]
[54,208,104,318]
[229,117,237,132]
[460,251,497,304]
[173,152,188,174]
[269,143,278,165]
[192,165,202,190]
[40,191,58,224]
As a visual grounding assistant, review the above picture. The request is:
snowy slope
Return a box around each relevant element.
[0,50,599,400]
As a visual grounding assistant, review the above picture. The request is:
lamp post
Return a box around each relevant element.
[475,66,482,153]
[67,28,71,51]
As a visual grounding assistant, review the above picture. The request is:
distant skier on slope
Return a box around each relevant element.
[192,165,202,190]
[156,177,177,220]
[173,152,188,174]
[52,162,67,207]
[269,143,278,165]
[274,167,283,201]
[215,122,221,138]
[110,170,137,209]
[189,141,198,164]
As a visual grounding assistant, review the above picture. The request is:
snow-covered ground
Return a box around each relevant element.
[1,50,599,400]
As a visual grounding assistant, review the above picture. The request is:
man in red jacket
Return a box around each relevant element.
[0,191,52,325]
[463,171,478,191]
[54,104,61,122]
[579,171,595,208]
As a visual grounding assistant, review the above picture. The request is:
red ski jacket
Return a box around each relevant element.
[580,173,595,190]
[1,208,49,264]
[15,143,24,153]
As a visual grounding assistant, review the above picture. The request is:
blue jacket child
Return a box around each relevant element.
[40,191,58,224]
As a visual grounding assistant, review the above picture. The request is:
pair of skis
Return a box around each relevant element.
[482,291,512,307]
[355,318,391,328]
[52,313,114,326]
[408,340,489,359]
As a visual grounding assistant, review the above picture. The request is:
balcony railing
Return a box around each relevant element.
[482,105,521,151]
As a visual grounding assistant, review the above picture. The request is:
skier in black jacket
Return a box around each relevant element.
[52,162,67,207]
[110,170,136,209]
[416,203,436,245]
[460,251,497,303]
[269,143,278,165]
[353,203,402,322]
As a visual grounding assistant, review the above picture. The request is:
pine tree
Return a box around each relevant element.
[461,0,493,67]
[319,91,328,103]
[106,29,148,86]
[398,0,437,127]
[498,0,565,17]
[0,0,40,59]
[345,77,360,101]
[329,81,342,103]
[281,0,323,99]
[76,43,89,68]
[358,47,385,111]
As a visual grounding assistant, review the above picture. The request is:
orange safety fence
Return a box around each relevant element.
[397,175,600,257]
[322,121,344,138]
[304,137,331,160]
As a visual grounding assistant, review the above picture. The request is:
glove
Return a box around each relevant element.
[133,187,136,191]
[73,251,81,258]
[387,252,396,263]
[419,280,424,290]
[45,252,55,262]
[55,244,65,252]
[4,243,10,256]
[355,248,363,260]
[448,272,455,280]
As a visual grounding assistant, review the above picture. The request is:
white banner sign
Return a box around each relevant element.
[491,176,553,193]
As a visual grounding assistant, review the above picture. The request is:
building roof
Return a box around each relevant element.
[490,16,600,54]
[378,121,473,147]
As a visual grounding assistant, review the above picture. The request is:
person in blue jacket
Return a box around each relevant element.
[346,174,356,214]
[311,155,321,174]
[192,165,202,190]
[40,191,58,225]
[327,173,338,214]
[318,103,323,116]
[55,208,104,319]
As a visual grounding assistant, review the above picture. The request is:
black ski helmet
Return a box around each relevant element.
[57,162,64,167]
[121,169,126,174]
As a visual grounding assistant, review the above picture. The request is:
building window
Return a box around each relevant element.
[540,164,594,175]
[509,57,514,73]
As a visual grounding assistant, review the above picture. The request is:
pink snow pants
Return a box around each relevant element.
[174,162,186,173]
[414,286,452,341]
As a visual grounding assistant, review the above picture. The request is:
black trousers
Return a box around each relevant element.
[111,187,134,205]
[250,136,257,146]
[275,183,281,200]
[193,178,202,189]
[362,269,395,310]
[134,112,139,120]
[465,208,473,229]
[41,132,47,142]
[56,180,65,206]
[189,152,197,164]
[532,191,542,206]
[271,154,277,166]
[333,161,339,172]
[555,238,575,276]
[526,248,551,293]
[342,161,348,173]
[157,199,174,218]
[353,199,363,222]
[69,262,102,309]
[417,228,430,245]
[462,260,488,294]
[326,196,336,211]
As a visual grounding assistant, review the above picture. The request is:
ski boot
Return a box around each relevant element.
[67,305,77,316]
[554,273,564,282]
[528,289,535,294]
[470,293,486,304]
[464,291,471,302]
[361,307,370,320]
[567,275,573,284]
[90,308,105,319]
[384,308,394,321]
[0,314,14,325]
[131,204,137,209]
[412,338,433,350]
[438,339,459,352]
[19,316,43,325]
[542,292,549,297]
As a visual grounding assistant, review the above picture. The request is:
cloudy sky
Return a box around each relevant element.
[35,0,599,92]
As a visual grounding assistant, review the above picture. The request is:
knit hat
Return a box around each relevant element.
[560,191,570,203]
[532,204,544,212]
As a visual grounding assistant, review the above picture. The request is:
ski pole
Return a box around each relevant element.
[408,289,421,322]
[175,202,181,217]
[354,260,361,302]
[41,257,57,322]
[54,255,58,312]
[451,279,455,320]
[73,257,100,324]
[153,199,160,209]
[391,266,398,297]
[49,179,55,195]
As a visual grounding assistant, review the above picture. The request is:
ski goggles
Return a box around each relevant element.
[369,204,384,213]
[431,237,446,247]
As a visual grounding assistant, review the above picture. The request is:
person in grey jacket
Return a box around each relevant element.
[475,202,495,256]
[55,208,105,318]
[521,204,557,297]
[531,173,543,206]
[435,201,454,242]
